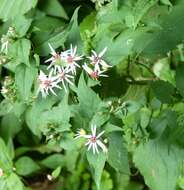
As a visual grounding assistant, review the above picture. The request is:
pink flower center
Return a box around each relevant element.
[41,79,52,87]
[90,71,99,79]
[53,53,60,60]
[93,56,100,64]
[67,56,74,64]
[90,136,96,143]
[59,72,65,79]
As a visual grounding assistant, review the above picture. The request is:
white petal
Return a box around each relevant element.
[92,143,96,154]
[48,43,56,55]
[99,47,107,57]
[96,131,105,139]
[96,140,107,152]
[91,125,96,137]
[87,142,93,151]
[65,77,74,86]
[91,50,97,57]
[94,143,99,154]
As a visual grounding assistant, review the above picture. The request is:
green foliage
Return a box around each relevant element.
[0,0,184,190]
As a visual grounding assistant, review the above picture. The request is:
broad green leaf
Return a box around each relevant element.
[108,132,129,174]
[40,94,71,131]
[25,96,58,137]
[176,64,184,97]
[35,26,69,56]
[8,39,31,66]
[0,99,13,116]
[0,138,13,171]
[15,156,40,176]
[77,73,101,120]
[39,0,68,20]
[151,80,174,103]
[7,173,23,190]
[0,0,38,21]
[132,0,157,29]
[160,0,172,6]
[0,113,22,141]
[133,139,184,190]
[86,151,106,190]
[40,154,65,169]
[153,57,175,86]
[134,2,184,56]
[66,7,83,53]
[12,15,32,37]
[140,107,151,128]
[15,64,37,101]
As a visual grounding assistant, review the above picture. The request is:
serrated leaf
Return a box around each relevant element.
[25,96,58,137]
[151,80,174,103]
[15,64,37,101]
[77,73,101,120]
[86,151,106,190]
[39,0,68,20]
[9,39,31,66]
[133,139,184,190]
[108,132,129,174]
[0,0,38,21]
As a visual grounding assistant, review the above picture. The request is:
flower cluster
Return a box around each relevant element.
[38,44,111,98]
[75,125,107,154]
[0,26,17,55]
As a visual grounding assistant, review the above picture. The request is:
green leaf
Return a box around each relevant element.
[39,0,68,20]
[9,39,31,66]
[108,132,129,174]
[151,80,174,103]
[0,0,38,21]
[15,156,40,176]
[52,166,61,179]
[140,107,151,128]
[25,96,58,137]
[133,139,184,190]
[7,173,23,190]
[86,151,106,190]
[0,99,13,116]
[153,57,175,86]
[40,154,65,169]
[176,64,184,97]
[66,7,82,53]
[35,26,69,56]
[160,0,172,6]
[134,2,184,56]
[12,15,32,37]
[0,113,22,141]
[77,73,101,120]
[40,94,71,130]
[15,64,37,101]
[0,138,13,171]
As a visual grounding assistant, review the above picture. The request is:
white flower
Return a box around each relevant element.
[0,168,3,177]
[83,63,108,80]
[1,35,9,54]
[74,128,89,139]
[75,125,107,154]
[45,43,65,72]
[88,47,111,71]
[56,67,74,92]
[38,70,61,98]
[62,44,83,75]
